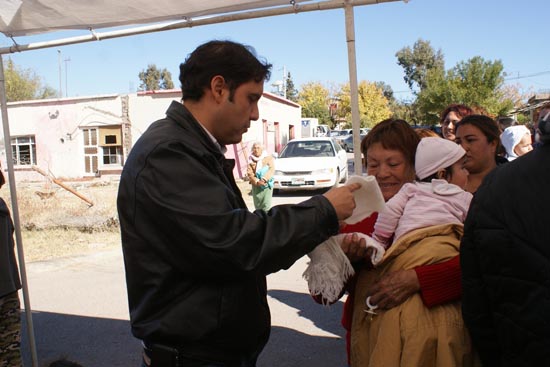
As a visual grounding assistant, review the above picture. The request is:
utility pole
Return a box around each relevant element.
[57,50,62,98]
[282,65,287,99]
[64,57,71,97]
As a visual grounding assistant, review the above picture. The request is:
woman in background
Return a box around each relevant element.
[247,142,275,212]
[455,114,505,194]
[439,104,474,141]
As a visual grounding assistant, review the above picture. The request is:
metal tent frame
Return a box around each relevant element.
[0,0,404,365]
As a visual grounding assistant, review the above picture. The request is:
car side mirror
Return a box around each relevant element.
[272,152,278,159]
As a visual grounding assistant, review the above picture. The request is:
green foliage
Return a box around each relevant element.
[416,56,515,124]
[374,81,395,102]
[335,81,392,128]
[396,39,444,93]
[4,58,56,102]
[297,82,332,126]
[285,72,298,102]
[138,64,174,91]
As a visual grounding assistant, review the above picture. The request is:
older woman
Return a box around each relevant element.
[336,119,476,367]
[455,114,504,193]
[247,142,275,212]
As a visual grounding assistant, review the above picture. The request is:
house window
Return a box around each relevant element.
[102,146,122,165]
[11,136,37,166]
[98,126,122,166]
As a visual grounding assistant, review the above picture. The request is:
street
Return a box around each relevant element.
[20,179,355,366]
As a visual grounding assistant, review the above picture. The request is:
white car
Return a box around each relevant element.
[273,137,348,191]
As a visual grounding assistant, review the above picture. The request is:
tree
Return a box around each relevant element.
[374,81,395,102]
[4,58,57,102]
[396,39,444,94]
[297,82,331,126]
[416,56,515,125]
[138,64,174,91]
[335,81,392,128]
[285,72,298,102]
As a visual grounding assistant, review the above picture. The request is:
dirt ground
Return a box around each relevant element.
[6,178,252,262]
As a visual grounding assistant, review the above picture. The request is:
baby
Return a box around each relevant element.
[501,125,533,161]
[372,136,472,249]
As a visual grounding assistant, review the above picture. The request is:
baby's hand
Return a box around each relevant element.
[340,233,368,263]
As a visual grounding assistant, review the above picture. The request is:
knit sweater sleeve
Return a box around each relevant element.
[415,255,461,307]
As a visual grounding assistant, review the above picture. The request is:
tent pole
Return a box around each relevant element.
[343,1,363,175]
[0,56,39,367]
[0,0,404,55]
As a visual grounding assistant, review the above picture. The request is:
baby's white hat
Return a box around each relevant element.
[415,137,466,180]
[501,125,530,158]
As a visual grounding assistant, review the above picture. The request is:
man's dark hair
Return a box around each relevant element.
[179,40,272,101]
[0,169,5,189]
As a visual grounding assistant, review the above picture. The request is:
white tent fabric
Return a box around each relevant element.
[0,1,404,365]
[0,0,310,36]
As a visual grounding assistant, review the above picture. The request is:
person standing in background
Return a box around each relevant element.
[439,104,474,141]
[455,114,504,194]
[247,142,274,212]
[0,168,22,367]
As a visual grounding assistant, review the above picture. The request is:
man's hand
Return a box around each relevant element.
[323,183,361,220]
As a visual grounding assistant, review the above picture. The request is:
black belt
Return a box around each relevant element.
[143,342,184,367]
[142,342,259,367]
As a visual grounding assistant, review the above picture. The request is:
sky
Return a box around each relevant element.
[2,0,549,103]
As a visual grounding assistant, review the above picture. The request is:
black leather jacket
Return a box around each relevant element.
[117,101,339,362]
[461,143,550,367]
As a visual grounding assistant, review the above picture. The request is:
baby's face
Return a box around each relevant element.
[514,133,533,157]
[448,156,469,190]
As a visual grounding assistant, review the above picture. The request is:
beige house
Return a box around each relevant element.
[1,90,301,181]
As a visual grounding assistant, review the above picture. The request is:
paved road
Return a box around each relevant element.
[20,184,350,366]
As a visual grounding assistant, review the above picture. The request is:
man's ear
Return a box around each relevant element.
[211,75,226,102]
[436,169,446,179]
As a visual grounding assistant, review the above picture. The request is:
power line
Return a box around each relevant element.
[505,70,550,81]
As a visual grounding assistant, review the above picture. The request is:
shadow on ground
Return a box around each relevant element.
[21,291,347,367]
[21,310,140,367]
[259,289,347,367]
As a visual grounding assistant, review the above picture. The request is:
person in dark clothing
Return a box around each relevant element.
[0,167,23,367]
[461,106,550,366]
[117,40,359,367]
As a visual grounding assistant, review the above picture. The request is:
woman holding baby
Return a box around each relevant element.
[319,118,487,367]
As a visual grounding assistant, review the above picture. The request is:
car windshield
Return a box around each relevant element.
[279,141,335,158]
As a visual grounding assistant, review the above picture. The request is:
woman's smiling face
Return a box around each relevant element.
[365,142,416,202]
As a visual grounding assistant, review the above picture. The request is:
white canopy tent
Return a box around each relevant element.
[0,0,404,365]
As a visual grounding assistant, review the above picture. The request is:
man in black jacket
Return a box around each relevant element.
[117,40,359,367]
[461,105,550,367]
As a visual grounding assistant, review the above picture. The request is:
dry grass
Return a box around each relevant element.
[6,179,121,262]
[6,178,252,262]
